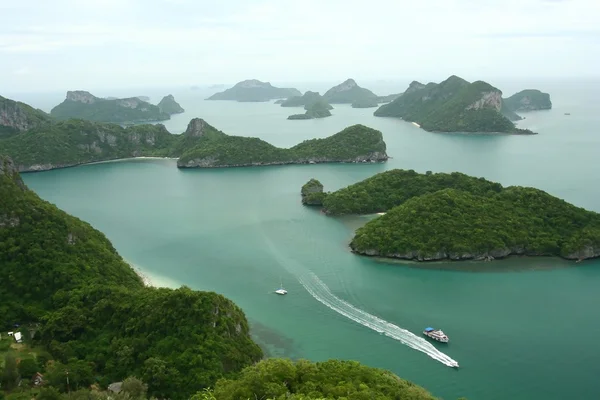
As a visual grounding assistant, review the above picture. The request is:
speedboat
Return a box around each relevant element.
[275,288,287,295]
[423,327,449,343]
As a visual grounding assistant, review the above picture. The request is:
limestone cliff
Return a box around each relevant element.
[301,179,326,206]
[0,95,52,135]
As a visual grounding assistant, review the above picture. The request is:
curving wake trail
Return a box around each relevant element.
[261,231,459,368]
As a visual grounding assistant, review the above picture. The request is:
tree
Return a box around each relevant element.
[36,387,62,400]
[18,358,40,380]
[120,377,148,400]
[1,354,19,390]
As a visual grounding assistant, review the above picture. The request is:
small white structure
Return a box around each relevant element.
[14,332,23,343]
[7,331,14,337]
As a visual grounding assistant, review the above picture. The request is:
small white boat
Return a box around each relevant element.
[275,280,287,295]
[423,327,449,343]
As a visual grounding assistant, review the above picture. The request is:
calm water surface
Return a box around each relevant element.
[19,79,600,400]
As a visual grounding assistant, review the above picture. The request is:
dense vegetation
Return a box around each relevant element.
[322,169,502,215]
[51,93,169,124]
[208,359,438,400]
[177,123,387,168]
[0,156,262,399]
[374,76,534,134]
[322,79,378,104]
[301,179,326,205]
[287,100,333,120]
[0,95,52,136]
[350,186,600,261]
[207,80,301,102]
[0,156,143,325]
[504,89,552,111]
[157,94,185,114]
[0,119,176,170]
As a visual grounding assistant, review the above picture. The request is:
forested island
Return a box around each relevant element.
[287,100,333,120]
[322,79,379,104]
[206,79,301,102]
[374,76,536,134]
[504,89,552,112]
[307,169,600,262]
[301,178,326,205]
[50,91,171,123]
[0,156,443,400]
[0,95,386,171]
[177,121,387,168]
[279,91,324,107]
[157,94,185,114]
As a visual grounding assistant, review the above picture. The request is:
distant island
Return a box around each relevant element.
[504,89,552,112]
[206,79,301,102]
[177,120,387,167]
[287,100,333,120]
[323,79,378,104]
[50,91,170,124]
[306,169,600,262]
[351,99,379,108]
[376,93,403,103]
[0,95,52,136]
[157,94,185,114]
[280,91,324,107]
[374,76,536,134]
[0,95,386,171]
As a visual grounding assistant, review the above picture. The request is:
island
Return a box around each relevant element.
[374,75,535,134]
[322,78,378,104]
[376,93,403,103]
[50,90,170,123]
[0,96,386,171]
[157,94,185,114]
[177,119,387,168]
[301,178,326,205]
[206,79,301,102]
[279,91,325,107]
[504,89,552,112]
[287,100,333,120]
[0,95,52,136]
[0,154,443,400]
[0,118,177,171]
[309,169,600,262]
[351,98,379,108]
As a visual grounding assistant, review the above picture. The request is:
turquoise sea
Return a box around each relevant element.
[13,78,600,399]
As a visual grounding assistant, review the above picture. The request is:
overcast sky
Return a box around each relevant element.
[1,0,599,93]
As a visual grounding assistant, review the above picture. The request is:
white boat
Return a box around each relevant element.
[275,280,287,295]
[423,327,449,343]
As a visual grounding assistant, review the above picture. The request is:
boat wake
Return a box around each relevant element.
[261,231,459,368]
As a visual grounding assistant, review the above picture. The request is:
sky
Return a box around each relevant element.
[1,0,599,92]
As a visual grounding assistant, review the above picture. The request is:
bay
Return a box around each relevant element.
[19,78,600,400]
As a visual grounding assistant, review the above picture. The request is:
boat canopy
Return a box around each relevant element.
[424,327,434,332]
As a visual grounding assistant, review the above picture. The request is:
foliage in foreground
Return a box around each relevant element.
[210,359,438,400]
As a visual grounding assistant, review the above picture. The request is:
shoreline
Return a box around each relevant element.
[87,156,179,166]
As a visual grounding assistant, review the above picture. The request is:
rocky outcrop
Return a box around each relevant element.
[157,94,185,114]
[301,179,326,206]
[178,152,388,169]
[184,118,209,137]
[0,156,25,189]
[466,91,502,111]
[66,90,98,104]
[207,79,301,102]
[404,81,426,95]
[0,95,52,134]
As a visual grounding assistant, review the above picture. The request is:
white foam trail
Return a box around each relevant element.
[261,231,459,368]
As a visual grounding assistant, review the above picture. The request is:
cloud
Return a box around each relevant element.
[1,0,599,92]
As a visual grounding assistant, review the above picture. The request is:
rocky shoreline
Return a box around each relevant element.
[177,153,388,168]
[17,156,178,173]
[351,245,600,262]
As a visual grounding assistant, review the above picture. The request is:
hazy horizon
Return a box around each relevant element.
[2,0,599,93]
